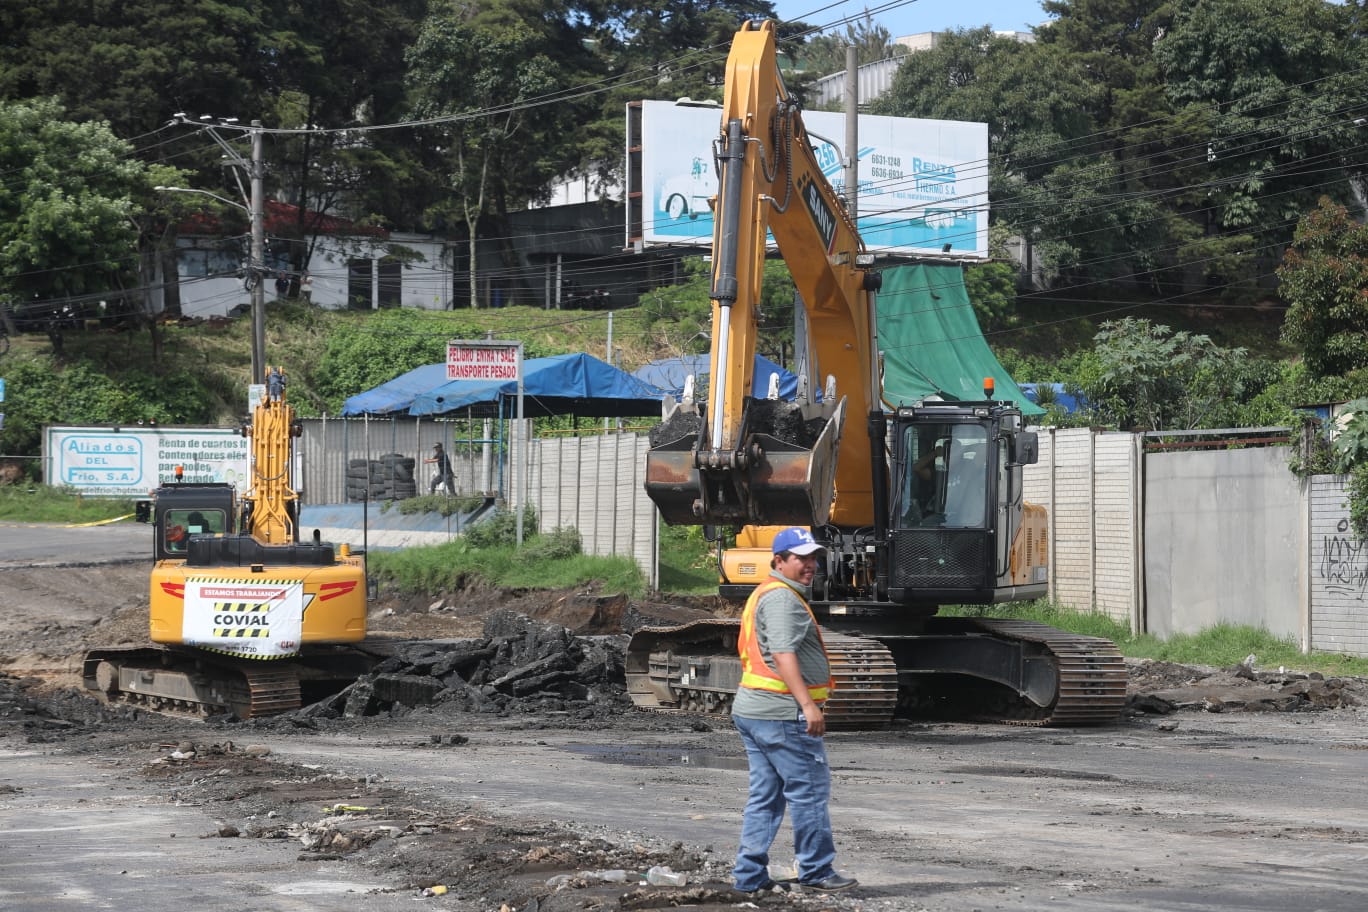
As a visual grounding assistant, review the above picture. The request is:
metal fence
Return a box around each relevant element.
[299,416,505,504]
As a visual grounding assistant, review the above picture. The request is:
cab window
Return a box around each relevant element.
[164,509,226,552]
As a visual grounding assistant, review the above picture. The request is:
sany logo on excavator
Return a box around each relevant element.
[799,174,837,255]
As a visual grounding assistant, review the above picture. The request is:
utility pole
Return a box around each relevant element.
[844,45,859,221]
[166,113,268,385]
[249,121,266,385]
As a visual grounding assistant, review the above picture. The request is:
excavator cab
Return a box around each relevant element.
[886,402,1046,606]
[147,482,237,562]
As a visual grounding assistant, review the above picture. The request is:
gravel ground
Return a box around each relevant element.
[4,557,1368,911]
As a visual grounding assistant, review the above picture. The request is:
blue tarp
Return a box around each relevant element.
[343,353,669,418]
[633,354,801,400]
[340,364,450,416]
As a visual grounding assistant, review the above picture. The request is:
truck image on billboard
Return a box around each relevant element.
[635,100,988,259]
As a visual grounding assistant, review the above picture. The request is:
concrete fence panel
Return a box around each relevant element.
[1309,475,1368,656]
[1143,446,1302,640]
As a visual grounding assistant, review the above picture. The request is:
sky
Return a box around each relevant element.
[767,0,1050,40]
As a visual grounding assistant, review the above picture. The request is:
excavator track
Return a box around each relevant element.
[83,645,303,719]
[626,617,1128,729]
[625,621,900,728]
[968,618,1128,726]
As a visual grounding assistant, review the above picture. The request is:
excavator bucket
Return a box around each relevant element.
[644,397,846,527]
[644,408,705,525]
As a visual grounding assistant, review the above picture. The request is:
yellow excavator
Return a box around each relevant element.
[84,368,371,718]
[632,20,1125,727]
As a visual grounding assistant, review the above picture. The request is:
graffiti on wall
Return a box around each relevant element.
[1320,519,1368,600]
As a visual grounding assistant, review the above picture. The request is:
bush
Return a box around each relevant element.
[465,505,538,548]
[518,526,582,561]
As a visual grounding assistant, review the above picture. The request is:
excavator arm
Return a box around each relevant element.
[242,366,301,543]
[646,19,883,529]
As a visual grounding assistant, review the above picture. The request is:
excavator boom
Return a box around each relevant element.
[645,19,882,530]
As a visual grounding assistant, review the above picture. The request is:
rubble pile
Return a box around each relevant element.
[300,610,634,720]
[1126,658,1368,715]
[0,670,141,740]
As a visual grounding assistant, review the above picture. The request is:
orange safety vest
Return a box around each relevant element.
[737,577,834,701]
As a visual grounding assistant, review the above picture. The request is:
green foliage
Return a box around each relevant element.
[500,552,644,595]
[799,12,905,88]
[0,355,217,465]
[365,534,645,597]
[309,310,478,414]
[395,493,487,517]
[1086,318,1250,430]
[1331,399,1368,468]
[464,505,538,549]
[963,261,1018,331]
[1279,198,1368,379]
[0,98,147,317]
[517,526,583,562]
[656,522,721,595]
[638,258,799,367]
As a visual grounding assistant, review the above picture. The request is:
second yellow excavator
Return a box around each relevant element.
[84,368,371,718]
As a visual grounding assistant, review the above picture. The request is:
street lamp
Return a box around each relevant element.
[154,186,246,212]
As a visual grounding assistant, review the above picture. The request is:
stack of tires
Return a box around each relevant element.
[346,453,418,502]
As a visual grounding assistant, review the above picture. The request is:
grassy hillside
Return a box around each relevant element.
[0,280,1295,438]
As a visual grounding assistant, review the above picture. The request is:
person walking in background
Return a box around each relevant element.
[299,271,313,304]
[425,442,455,495]
[730,526,858,895]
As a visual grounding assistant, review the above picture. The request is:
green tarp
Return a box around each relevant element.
[877,263,1044,416]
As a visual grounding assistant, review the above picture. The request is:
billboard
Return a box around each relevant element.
[44,426,251,498]
[632,100,988,259]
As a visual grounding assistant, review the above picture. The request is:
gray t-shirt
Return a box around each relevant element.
[731,570,832,721]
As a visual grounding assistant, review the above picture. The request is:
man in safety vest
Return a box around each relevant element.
[730,526,858,895]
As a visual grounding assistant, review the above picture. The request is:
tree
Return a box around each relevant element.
[0,0,262,138]
[1153,0,1358,289]
[0,98,179,350]
[1084,317,1250,430]
[871,29,1124,283]
[798,11,906,84]
[640,258,797,364]
[963,262,1018,331]
[407,4,603,308]
[1278,197,1368,379]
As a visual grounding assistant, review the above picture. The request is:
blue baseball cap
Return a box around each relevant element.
[772,527,823,556]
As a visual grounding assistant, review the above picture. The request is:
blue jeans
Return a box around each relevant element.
[731,714,837,890]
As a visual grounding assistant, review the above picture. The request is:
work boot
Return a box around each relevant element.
[801,873,858,892]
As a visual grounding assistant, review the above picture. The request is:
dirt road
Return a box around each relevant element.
[3,522,1368,911]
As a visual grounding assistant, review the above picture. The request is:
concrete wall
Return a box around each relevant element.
[1024,428,1141,627]
[1309,475,1368,655]
[525,433,658,590]
[1143,446,1303,640]
[292,419,1368,653]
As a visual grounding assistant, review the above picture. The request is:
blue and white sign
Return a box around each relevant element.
[45,426,251,498]
[635,100,989,259]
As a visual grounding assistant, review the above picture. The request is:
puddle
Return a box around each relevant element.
[562,743,748,771]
